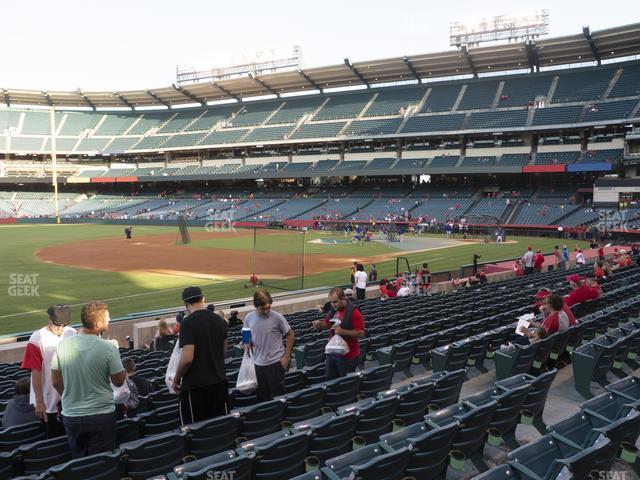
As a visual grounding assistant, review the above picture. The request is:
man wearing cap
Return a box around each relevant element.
[533,249,545,273]
[533,288,552,315]
[522,247,534,275]
[172,286,228,424]
[21,305,76,437]
[534,288,577,326]
[564,274,591,308]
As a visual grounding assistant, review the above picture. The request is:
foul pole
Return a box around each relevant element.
[50,107,60,224]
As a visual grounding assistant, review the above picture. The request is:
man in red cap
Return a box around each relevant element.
[533,288,552,315]
[535,288,577,326]
[564,274,590,308]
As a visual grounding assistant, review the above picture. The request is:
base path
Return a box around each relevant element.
[36,232,457,280]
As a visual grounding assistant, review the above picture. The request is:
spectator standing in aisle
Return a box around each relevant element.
[172,287,228,424]
[354,264,368,300]
[244,289,294,402]
[21,305,76,438]
[312,288,365,380]
[51,301,125,458]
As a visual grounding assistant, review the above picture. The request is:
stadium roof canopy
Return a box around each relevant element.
[3,22,640,110]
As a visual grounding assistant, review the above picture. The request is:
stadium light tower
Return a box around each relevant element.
[49,107,60,224]
[449,10,549,47]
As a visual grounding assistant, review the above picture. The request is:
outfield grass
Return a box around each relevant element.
[0,224,589,336]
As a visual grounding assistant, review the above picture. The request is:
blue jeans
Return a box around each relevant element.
[326,354,358,380]
[63,411,116,459]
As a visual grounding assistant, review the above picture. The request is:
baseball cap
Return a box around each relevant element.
[566,274,585,283]
[182,286,203,302]
[534,288,552,300]
[47,305,71,326]
[344,288,354,296]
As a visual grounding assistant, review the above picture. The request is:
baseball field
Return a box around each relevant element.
[0,224,590,336]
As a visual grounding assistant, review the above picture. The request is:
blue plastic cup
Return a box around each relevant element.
[242,328,252,344]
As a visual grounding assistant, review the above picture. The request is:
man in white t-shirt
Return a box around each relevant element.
[21,305,76,437]
[522,246,535,275]
[353,264,368,300]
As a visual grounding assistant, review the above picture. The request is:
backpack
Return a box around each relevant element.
[124,377,140,409]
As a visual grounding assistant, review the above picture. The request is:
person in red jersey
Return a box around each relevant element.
[21,305,76,438]
[312,287,365,379]
[541,294,575,334]
[564,274,590,308]
[533,250,545,273]
[585,273,602,300]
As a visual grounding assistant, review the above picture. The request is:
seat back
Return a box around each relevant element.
[353,397,398,443]
[284,386,325,423]
[302,364,326,386]
[489,384,531,434]
[252,432,311,480]
[405,421,459,478]
[0,422,45,453]
[392,341,416,372]
[48,451,125,480]
[121,431,186,480]
[116,418,142,445]
[236,400,285,439]
[175,450,252,480]
[472,464,521,479]
[394,382,435,425]
[351,446,411,480]
[522,369,557,417]
[323,375,361,410]
[0,451,14,479]
[359,365,394,398]
[453,401,498,456]
[139,404,181,436]
[17,435,71,475]
[306,413,358,462]
[185,414,240,458]
[511,343,539,376]
[430,369,466,409]
[285,370,307,393]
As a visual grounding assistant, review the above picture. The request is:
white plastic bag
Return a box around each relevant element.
[165,340,182,394]
[236,351,258,393]
[112,379,131,405]
[325,334,350,355]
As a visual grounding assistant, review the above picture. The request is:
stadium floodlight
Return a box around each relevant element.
[449,10,549,47]
[176,46,302,85]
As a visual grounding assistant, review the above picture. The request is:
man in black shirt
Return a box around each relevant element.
[172,286,227,425]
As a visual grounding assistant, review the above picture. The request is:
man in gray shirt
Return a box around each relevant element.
[243,289,295,401]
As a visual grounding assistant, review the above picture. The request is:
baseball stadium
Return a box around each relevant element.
[1,3,640,479]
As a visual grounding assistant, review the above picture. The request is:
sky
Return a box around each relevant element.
[1,0,638,92]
